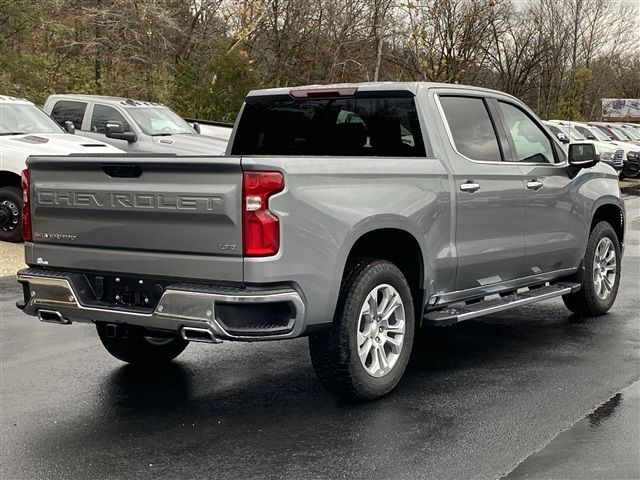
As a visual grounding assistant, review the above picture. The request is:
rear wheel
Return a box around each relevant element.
[96,323,189,365]
[563,221,621,316]
[309,259,415,401]
[0,186,22,243]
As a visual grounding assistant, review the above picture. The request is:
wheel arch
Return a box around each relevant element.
[0,170,21,188]
[339,226,426,323]
[590,201,624,246]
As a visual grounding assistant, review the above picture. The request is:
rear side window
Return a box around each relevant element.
[439,96,502,162]
[49,100,87,129]
[91,105,131,134]
[231,94,426,157]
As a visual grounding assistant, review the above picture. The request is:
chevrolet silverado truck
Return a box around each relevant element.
[0,95,123,242]
[17,83,625,401]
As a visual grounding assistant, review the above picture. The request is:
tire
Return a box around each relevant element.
[309,259,415,401]
[563,221,621,316]
[0,186,23,243]
[96,323,189,365]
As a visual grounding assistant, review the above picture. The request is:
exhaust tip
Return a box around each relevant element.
[37,309,71,325]
[181,326,219,344]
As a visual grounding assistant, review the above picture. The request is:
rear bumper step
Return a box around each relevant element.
[17,268,305,341]
[423,282,581,326]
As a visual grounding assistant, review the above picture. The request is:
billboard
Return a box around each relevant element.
[601,98,640,122]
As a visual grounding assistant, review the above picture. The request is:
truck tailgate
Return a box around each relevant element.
[27,155,243,282]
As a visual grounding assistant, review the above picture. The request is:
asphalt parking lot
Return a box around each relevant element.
[0,190,638,480]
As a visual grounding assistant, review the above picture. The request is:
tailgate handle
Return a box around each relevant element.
[102,164,142,178]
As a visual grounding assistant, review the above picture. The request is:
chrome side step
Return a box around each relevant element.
[423,282,581,326]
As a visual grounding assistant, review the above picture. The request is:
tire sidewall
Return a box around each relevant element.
[582,222,621,312]
[0,186,23,243]
[343,261,415,397]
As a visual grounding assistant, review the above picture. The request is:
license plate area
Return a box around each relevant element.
[85,274,167,310]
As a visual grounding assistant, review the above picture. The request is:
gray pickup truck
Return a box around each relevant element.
[17,82,625,400]
[43,95,229,155]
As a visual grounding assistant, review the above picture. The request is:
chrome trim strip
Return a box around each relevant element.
[17,273,306,341]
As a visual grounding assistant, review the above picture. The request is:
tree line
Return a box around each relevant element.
[1,0,639,122]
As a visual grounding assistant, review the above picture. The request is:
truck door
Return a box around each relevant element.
[494,100,583,274]
[82,103,138,152]
[437,94,528,291]
[48,100,88,134]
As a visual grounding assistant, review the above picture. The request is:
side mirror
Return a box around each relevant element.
[557,132,569,144]
[105,121,138,143]
[586,134,596,140]
[568,143,599,169]
[64,121,75,134]
[193,122,201,134]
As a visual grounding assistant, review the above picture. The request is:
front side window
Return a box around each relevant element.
[439,96,502,162]
[50,100,87,129]
[232,94,425,157]
[559,125,587,141]
[574,125,601,141]
[91,105,131,134]
[586,126,611,142]
[498,102,555,163]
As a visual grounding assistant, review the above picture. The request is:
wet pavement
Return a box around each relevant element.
[1,194,638,479]
[504,381,639,479]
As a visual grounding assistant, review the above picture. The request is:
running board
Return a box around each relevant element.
[423,282,581,326]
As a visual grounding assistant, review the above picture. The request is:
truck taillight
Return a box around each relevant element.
[21,169,32,242]
[242,171,284,257]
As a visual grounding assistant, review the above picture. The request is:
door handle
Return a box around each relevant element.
[460,182,480,193]
[526,180,543,190]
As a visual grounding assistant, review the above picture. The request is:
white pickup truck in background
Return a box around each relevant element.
[0,96,123,242]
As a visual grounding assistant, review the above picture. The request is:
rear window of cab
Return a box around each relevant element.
[231,93,426,157]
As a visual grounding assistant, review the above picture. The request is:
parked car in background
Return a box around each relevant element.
[43,95,228,155]
[588,122,640,147]
[551,120,640,179]
[0,95,123,242]
[542,121,624,175]
[616,123,640,143]
[545,120,623,175]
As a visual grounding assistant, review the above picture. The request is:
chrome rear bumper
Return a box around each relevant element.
[17,268,305,342]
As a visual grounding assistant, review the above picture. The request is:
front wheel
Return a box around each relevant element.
[96,323,189,365]
[309,259,415,401]
[563,221,621,316]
